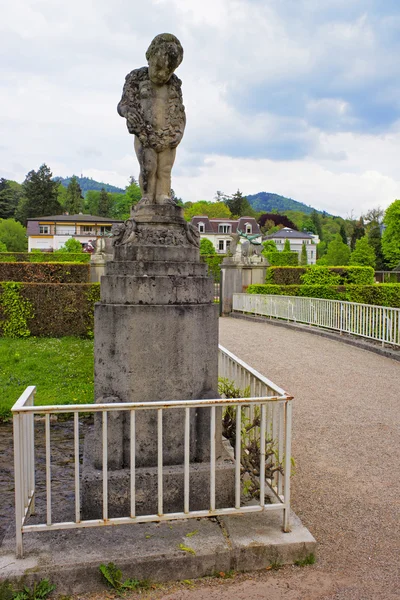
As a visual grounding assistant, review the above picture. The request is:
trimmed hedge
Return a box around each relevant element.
[266,267,307,285]
[0,283,100,337]
[264,251,298,266]
[0,262,90,283]
[247,283,400,308]
[265,266,375,286]
[0,252,90,263]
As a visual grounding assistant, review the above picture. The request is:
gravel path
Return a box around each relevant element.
[105,317,399,600]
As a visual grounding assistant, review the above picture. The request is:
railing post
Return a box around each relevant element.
[13,411,24,558]
[283,400,292,533]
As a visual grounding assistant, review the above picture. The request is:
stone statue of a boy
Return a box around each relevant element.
[117,34,185,205]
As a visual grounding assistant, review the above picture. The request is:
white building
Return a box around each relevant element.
[27,214,123,252]
[263,228,319,265]
[190,216,262,253]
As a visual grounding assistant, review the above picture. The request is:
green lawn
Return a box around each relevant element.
[0,337,94,421]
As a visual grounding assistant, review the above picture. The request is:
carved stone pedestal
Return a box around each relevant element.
[82,203,235,519]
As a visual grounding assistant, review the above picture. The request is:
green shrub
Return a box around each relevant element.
[265,267,307,285]
[0,262,90,283]
[264,251,298,266]
[200,254,225,282]
[0,283,100,337]
[300,267,341,285]
[0,252,90,263]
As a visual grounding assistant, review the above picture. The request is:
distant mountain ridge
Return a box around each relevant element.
[247,192,331,216]
[54,176,125,196]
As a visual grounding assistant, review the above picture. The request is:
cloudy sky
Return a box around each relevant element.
[1,0,400,217]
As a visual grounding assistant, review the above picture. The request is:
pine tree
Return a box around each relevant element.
[339,223,348,245]
[283,239,291,252]
[310,210,323,240]
[350,218,365,250]
[18,164,61,224]
[300,242,308,265]
[98,188,111,217]
[65,176,84,214]
[223,190,253,218]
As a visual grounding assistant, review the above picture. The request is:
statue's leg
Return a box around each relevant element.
[155,148,176,204]
[134,137,157,203]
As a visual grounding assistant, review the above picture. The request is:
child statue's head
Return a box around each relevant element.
[146,33,184,85]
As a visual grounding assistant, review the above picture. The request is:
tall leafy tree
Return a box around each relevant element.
[184,201,232,222]
[18,164,61,224]
[199,238,216,255]
[0,219,27,251]
[349,237,376,268]
[322,234,351,266]
[382,199,400,269]
[283,239,291,252]
[65,176,84,214]
[367,223,385,270]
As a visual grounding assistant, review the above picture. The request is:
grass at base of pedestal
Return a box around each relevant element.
[0,337,94,422]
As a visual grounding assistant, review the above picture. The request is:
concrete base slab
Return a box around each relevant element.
[0,510,316,595]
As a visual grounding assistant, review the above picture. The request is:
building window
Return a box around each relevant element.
[39,225,49,234]
[218,240,224,251]
[245,223,252,234]
[226,240,231,251]
[100,226,112,234]
[198,222,205,233]
[311,251,314,258]
[218,224,231,234]
[83,226,94,234]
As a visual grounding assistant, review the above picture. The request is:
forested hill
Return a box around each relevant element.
[247,192,330,215]
[54,176,125,196]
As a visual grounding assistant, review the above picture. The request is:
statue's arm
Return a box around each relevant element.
[117,70,146,136]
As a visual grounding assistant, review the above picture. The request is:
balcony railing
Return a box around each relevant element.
[233,293,400,347]
[12,346,292,558]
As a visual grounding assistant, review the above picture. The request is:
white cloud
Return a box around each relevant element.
[1,0,400,217]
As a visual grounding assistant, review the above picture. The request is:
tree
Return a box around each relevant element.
[199,238,216,255]
[300,242,308,265]
[350,218,365,250]
[339,223,348,245]
[0,179,24,220]
[349,236,376,268]
[262,240,278,253]
[110,178,141,220]
[382,199,400,268]
[18,164,61,224]
[65,176,84,214]
[184,201,232,222]
[0,240,7,252]
[310,210,323,240]
[98,188,112,217]
[0,219,27,251]
[323,234,351,266]
[283,239,291,252]
[55,238,83,253]
[223,190,254,218]
[258,213,297,231]
[367,223,385,270]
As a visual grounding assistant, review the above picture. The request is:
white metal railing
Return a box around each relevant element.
[233,294,400,348]
[12,345,293,558]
